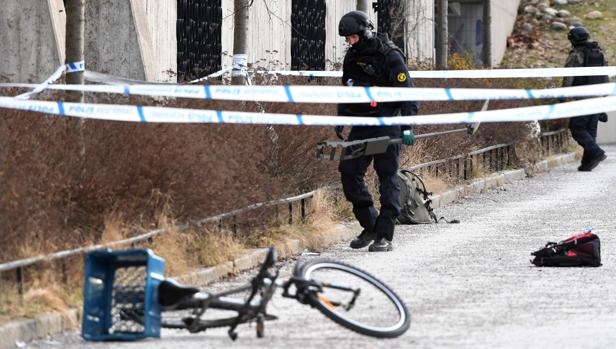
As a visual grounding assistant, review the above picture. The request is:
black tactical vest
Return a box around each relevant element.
[342,33,404,88]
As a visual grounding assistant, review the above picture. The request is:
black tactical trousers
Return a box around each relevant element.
[569,114,605,162]
[339,140,401,241]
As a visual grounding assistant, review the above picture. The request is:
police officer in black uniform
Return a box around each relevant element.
[562,27,608,171]
[337,11,418,252]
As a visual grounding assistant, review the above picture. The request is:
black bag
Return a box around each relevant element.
[396,170,459,225]
[531,231,601,267]
[576,42,609,86]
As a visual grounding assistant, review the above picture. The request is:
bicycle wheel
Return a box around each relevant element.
[294,259,410,338]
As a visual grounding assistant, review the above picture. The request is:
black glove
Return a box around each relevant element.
[335,125,344,140]
[598,113,608,123]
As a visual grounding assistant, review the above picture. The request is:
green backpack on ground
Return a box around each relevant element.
[396,170,459,225]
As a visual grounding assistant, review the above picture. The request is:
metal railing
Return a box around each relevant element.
[541,129,570,156]
[408,143,515,180]
[0,128,570,295]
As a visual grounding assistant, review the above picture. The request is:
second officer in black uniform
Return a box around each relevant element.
[337,11,418,252]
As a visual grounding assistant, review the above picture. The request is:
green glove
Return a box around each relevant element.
[402,129,414,145]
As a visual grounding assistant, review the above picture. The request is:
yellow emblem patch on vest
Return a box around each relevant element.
[397,72,407,83]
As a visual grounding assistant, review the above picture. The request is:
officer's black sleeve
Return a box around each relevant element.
[386,50,419,117]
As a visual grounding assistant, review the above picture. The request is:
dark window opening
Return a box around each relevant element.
[291,0,326,70]
[177,0,222,81]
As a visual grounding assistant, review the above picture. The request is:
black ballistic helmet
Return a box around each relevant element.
[338,11,374,37]
[568,26,590,45]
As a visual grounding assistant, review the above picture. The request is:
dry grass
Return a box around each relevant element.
[0,275,82,325]
[422,176,451,194]
[100,213,126,244]
[245,189,344,253]
[182,228,245,268]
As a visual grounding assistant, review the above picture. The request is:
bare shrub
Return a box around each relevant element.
[0,68,568,263]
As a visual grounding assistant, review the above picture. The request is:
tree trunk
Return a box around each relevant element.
[357,0,370,12]
[65,0,85,102]
[436,0,448,69]
[232,0,250,85]
[482,0,492,68]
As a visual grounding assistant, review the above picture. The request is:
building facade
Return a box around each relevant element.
[2,1,527,84]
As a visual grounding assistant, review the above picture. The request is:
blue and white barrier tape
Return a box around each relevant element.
[66,60,85,73]
[190,68,232,84]
[13,61,85,100]
[1,95,615,126]
[257,66,616,79]
[4,82,616,103]
[187,66,616,82]
[15,65,66,100]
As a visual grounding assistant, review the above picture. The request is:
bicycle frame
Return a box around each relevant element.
[162,254,360,340]
[158,248,284,339]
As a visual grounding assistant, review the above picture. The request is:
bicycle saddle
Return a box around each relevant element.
[158,279,200,308]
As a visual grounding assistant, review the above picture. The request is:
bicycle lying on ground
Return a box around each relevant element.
[82,248,410,341]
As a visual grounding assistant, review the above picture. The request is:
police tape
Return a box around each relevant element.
[236,66,616,79]
[14,61,85,100]
[3,81,616,103]
[15,65,66,100]
[0,95,614,126]
[190,68,232,84]
[66,60,85,73]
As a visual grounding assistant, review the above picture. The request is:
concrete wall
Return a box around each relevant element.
[86,0,176,82]
[598,111,616,144]
[448,2,483,63]
[405,0,435,65]
[221,0,293,71]
[1,0,175,83]
[220,0,433,71]
[490,0,520,66]
[448,0,520,66]
[327,0,434,68]
[85,0,147,80]
[0,0,65,82]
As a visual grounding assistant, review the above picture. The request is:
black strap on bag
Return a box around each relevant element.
[398,170,459,224]
[531,232,601,267]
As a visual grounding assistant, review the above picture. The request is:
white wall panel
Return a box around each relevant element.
[145,0,176,82]
[405,0,435,65]
[221,0,291,71]
[219,0,435,72]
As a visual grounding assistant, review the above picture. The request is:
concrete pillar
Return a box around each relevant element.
[0,0,65,82]
[85,0,175,82]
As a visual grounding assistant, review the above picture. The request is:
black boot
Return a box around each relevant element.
[349,229,376,249]
[368,238,393,252]
[579,153,607,172]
